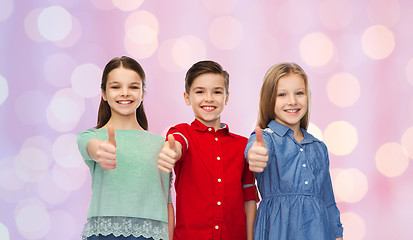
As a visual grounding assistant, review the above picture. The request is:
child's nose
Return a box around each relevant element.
[205,92,213,101]
[288,95,297,105]
[121,88,130,96]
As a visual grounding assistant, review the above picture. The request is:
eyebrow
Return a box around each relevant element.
[108,80,141,85]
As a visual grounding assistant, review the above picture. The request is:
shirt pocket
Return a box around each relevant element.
[306,147,327,170]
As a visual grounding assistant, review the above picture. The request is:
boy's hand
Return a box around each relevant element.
[96,126,117,170]
[247,126,268,172]
[158,134,182,173]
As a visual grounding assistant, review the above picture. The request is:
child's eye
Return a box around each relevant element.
[111,86,120,89]
[277,93,286,97]
[131,86,140,89]
[297,91,304,95]
[214,91,223,94]
[195,90,203,94]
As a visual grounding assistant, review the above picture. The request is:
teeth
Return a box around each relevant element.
[285,109,298,113]
[118,101,131,104]
[203,106,215,110]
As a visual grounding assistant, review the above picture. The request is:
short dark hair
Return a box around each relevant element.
[185,60,229,93]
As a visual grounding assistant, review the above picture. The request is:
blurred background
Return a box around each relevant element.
[1,0,413,239]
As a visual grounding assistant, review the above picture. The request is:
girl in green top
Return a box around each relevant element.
[77,56,174,240]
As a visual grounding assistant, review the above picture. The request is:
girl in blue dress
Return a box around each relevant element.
[245,63,343,240]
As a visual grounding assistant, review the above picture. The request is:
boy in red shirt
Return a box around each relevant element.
[158,60,259,240]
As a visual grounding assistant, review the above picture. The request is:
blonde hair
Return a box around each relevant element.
[257,62,311,130]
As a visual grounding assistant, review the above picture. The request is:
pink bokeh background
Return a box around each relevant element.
[1,0,413,239]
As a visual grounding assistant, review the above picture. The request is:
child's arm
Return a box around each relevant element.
[87,126,117,170]
[168,203,175,240]
[158,134,183,173]
[247,127,269,172]
[244,200,257,240]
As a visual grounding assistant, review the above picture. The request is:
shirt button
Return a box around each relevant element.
[215,225,219,230]
[218,178,222,182]
[302,164,306,167]
[217,156,221,160]
[304,181,309,185]
[300,148,303,152]
[217,201,221,206]
[215,137,218,141]
[208,128,212,131]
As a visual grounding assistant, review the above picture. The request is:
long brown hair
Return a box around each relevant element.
[257,62,310,130]
[96,56,148,130]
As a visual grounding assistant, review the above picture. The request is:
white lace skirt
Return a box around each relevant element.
[81,216,168,240]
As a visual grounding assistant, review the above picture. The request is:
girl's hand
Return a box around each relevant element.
[95,126,117,170]
[158,134,182,173]
[247,126,268,172]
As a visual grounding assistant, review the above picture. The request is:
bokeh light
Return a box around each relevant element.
[375,142,409,177]
[15,200,50,239]
[14,147,50,183]
[53,16,82,48]
[53,133,83,169]
[209,16,243,50]
[112,0,144,12]
[0,167,26,191]
[37,6,72,42]
[71,63,102,98]
[323,121,358,156]
[307,122,323,141]
[299,32,334,67]
[326,73,360,107]
[0,0,13,22]
[401,127,413,159]
[158,36,207,73]
[361,25,395,60]
[24,9,47,42]
[46,88,85,132]
[0,75,9,106]
[124,25,158,59]
[0,222,10,240]
[332,168,368,203]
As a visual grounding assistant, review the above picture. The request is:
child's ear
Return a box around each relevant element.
[102,89,107,101]
[225,91,229,106]
[184,92,191,106]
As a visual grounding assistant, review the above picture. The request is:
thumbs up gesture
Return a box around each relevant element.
[247,126,269,172]
[95,126,117,170]
[158,134,182,173]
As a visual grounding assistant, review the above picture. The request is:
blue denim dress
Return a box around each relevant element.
[245,120,343,240]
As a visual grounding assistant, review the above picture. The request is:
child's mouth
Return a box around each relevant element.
[202,106,216,112]
[117,100,133,105]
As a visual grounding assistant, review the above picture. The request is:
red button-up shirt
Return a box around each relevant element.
[167,119,259,240]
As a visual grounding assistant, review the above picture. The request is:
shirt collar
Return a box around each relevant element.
[267,120,319,144]
[190,119,230,134]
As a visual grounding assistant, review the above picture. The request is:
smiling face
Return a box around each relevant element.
[274,73,308,132]
[102,67,144,121]
[184,73,229,130]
